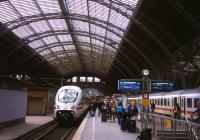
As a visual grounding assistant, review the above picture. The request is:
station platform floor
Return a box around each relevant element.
[73,112,140,140]
[0,115,53,140]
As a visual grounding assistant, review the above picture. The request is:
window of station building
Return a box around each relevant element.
[194,98,200,108]
[87,77,93,82]
[94,77,100,82]
[72,77,77,83]
[187,98,192,108]
[80,77,86,82]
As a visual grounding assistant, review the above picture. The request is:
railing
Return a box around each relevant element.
[140,112,200,140]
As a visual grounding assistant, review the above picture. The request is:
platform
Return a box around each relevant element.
[0,115,53,140]
[73,112,140,140]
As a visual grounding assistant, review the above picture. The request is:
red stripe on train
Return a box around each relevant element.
[155,107,193,114]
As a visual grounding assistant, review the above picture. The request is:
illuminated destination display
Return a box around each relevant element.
[118,80,142,91]
[151,82,174,91]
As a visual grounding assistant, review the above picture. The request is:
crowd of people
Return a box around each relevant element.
[89,97,139,126]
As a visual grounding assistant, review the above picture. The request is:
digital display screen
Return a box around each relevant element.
[151,82,174,91]
[118,80,141,91]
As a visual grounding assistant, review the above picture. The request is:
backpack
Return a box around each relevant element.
[111,107,116,113]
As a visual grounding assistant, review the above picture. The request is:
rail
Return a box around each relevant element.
[140,112,200,140]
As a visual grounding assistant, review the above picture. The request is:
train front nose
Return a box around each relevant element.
[56,110,75,121]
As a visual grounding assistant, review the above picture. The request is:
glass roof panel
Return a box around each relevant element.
[88,1,109,22]
[48,19,68,31]
[91,39,104,47]
[90,24,106,38]
[63,45,76,51]
[42,36,58,44]
[10,0,40,17]
[36,0,61,14]
[51,46,64,53]
[12,25,34,38]
[39,49,51,56]
[109,9,129,29]
[0,1,19,23]
[72,20,89,33]
[30,20,51,33]
[28,40,45,49]
[106,31,121,44]
[66,0,88,16]
[76,36,90,44]
[57,34,72,42]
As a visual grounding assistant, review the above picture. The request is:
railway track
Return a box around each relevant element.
[14,120,75,140]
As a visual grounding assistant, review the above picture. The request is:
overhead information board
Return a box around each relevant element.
[151,82,174,91]
[118,80,141,91]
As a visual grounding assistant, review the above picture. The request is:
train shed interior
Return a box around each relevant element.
[0,0,200,139]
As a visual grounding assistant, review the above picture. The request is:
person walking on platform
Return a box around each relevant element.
[116,102,123,125]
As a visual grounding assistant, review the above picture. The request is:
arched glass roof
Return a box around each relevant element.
[0,0,141,75]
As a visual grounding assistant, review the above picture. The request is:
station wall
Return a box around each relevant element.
[0,89,27,123]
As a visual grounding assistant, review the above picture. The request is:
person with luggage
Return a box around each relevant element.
[121,109,128,131]
[116,102,123,125]
[127,101,138,132]
[173,102,181,119]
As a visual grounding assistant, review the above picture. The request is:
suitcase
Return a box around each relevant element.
[127,120,136,132]
[120,119,127,131]
[91,111,95,117]
[101,113,107,122]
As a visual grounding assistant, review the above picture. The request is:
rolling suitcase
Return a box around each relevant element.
[91,111,95,117]
[120,119,127,131]
[101,113,107,122]
[127,120,136,132]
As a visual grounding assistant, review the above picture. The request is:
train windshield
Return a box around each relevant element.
[58,89,78,103]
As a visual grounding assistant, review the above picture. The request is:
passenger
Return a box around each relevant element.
[90,103,96,116]
[116,102,123,125]
[129,101,138,120]
[150,103,155,113]
[191,101,200,124]
[173,102,181,119]
[111,103,116,122]
[97,100,103,116]
[126,102,131,113]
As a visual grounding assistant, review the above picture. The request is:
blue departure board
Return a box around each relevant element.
[118,80,141,91]
[151,82,174,91]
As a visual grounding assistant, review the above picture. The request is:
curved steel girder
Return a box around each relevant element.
[138,12,182,49]
[1,16,156,78]
[28,48,134,78]
[29,53,128,80]
[134,18,187,88]
[11,40,135,78]
[2,13,124,36]
[17,30,140,75]
[165,0,200,33]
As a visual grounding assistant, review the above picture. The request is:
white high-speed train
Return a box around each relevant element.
[54,85,89,121]
[131,88,200,118]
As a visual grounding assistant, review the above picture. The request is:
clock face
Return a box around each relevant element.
[142,69,149,76]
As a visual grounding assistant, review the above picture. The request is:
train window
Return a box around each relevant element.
[167,99,170,106]
[194,98,200,108]
[158,99,160,105]
[161,99,163,106]
[152,99,154,103]
[187,98,192,108]
[164,99,167,106]
[58,89,78,103]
